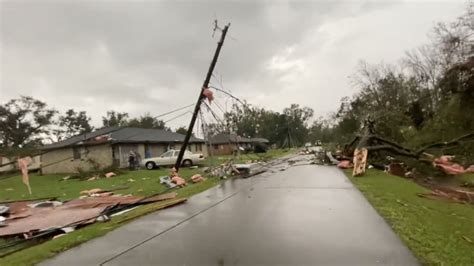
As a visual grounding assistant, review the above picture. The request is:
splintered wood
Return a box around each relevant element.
[353,148,368,177]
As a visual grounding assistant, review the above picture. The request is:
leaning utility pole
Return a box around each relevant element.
[174,22,230,170]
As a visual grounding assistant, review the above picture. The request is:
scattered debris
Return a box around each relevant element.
[326,152,341,165]
[404,170,417,179]
[337,160,352,169]
[160,176,177,188]
[387,163,406,177]
[433,156,474,175]
[28,201,62,208]
[353,148,368,177]
[53,234,65,239]
[0,216,6,227]
[61,226,75,233]
[419,187,474,204]
[110,206,138,217]
[96,214,110,222]
[169,167,186,187]
[91,192,114,197]
[17,157,33,195]
[0,192,180,237]
[87,176,97,181]
[462,235,473,244]
[0,206,10,215]
[80,188,103,196]
[191,174,205,183]
[202,88,214,103]
[105,172,117,178]
[171,176,186,187]
[0,205,106,237]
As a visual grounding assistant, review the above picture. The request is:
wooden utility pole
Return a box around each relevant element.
[174,23,230,170]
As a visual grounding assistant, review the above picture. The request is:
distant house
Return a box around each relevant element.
[208,133,269,156]
[41,127,207,174]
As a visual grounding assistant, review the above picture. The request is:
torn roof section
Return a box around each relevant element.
[42,127,205,150]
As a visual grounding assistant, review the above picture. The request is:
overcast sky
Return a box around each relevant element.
[0,0,466,131]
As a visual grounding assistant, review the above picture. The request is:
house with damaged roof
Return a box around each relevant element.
[41,127,207,174]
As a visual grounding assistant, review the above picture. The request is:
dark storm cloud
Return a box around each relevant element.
[0,0,464,128]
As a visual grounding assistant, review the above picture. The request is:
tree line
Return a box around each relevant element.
[309,4,473,163]
[0,94,316,152]
[0,98,172,152]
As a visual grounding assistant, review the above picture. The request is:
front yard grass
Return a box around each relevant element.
[0,168,222,266]
[347,169,474,265]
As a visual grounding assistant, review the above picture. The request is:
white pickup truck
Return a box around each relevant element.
[141,149,205,170]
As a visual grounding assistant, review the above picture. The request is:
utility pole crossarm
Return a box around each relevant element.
[174,23,230,170]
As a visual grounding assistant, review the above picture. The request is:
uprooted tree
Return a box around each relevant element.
[343,116,474,176]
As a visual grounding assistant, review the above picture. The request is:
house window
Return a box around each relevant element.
[197,143,202,151]
[213,144,218,149]
[73,147,82,160]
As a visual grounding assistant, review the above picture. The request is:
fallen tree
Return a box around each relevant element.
[342,117,474,176]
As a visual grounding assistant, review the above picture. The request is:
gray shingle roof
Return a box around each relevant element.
[42,126,121,150]
[110,128,204,144]
[42,127,204,150]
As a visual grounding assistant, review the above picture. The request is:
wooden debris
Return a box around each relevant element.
[419,187,474,204]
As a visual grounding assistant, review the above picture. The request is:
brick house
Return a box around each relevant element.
[41,127,207,174]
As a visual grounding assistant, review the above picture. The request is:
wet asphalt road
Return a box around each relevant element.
[42,156,418,266]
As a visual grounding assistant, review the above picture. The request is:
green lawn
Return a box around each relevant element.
[347,169,474,265]
[0,168,206,202]
[0,168,222,265]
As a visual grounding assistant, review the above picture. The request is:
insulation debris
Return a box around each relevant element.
[105,172,117,178]
[171,176,186,187]
[433,156,474,175]
[337,160,352,169]
[191,174,205,183]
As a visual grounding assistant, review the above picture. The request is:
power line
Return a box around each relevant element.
[154,103,194,119]
[213,98,228,116]
[203,101,225,126]
[164,110,193,123]
[208,86,246,106]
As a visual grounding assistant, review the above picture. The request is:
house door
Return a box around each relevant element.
[119,144,139,168]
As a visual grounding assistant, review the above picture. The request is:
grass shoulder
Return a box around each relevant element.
[346,169,474,265]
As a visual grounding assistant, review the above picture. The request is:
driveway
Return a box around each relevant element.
[42,157,418,265]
